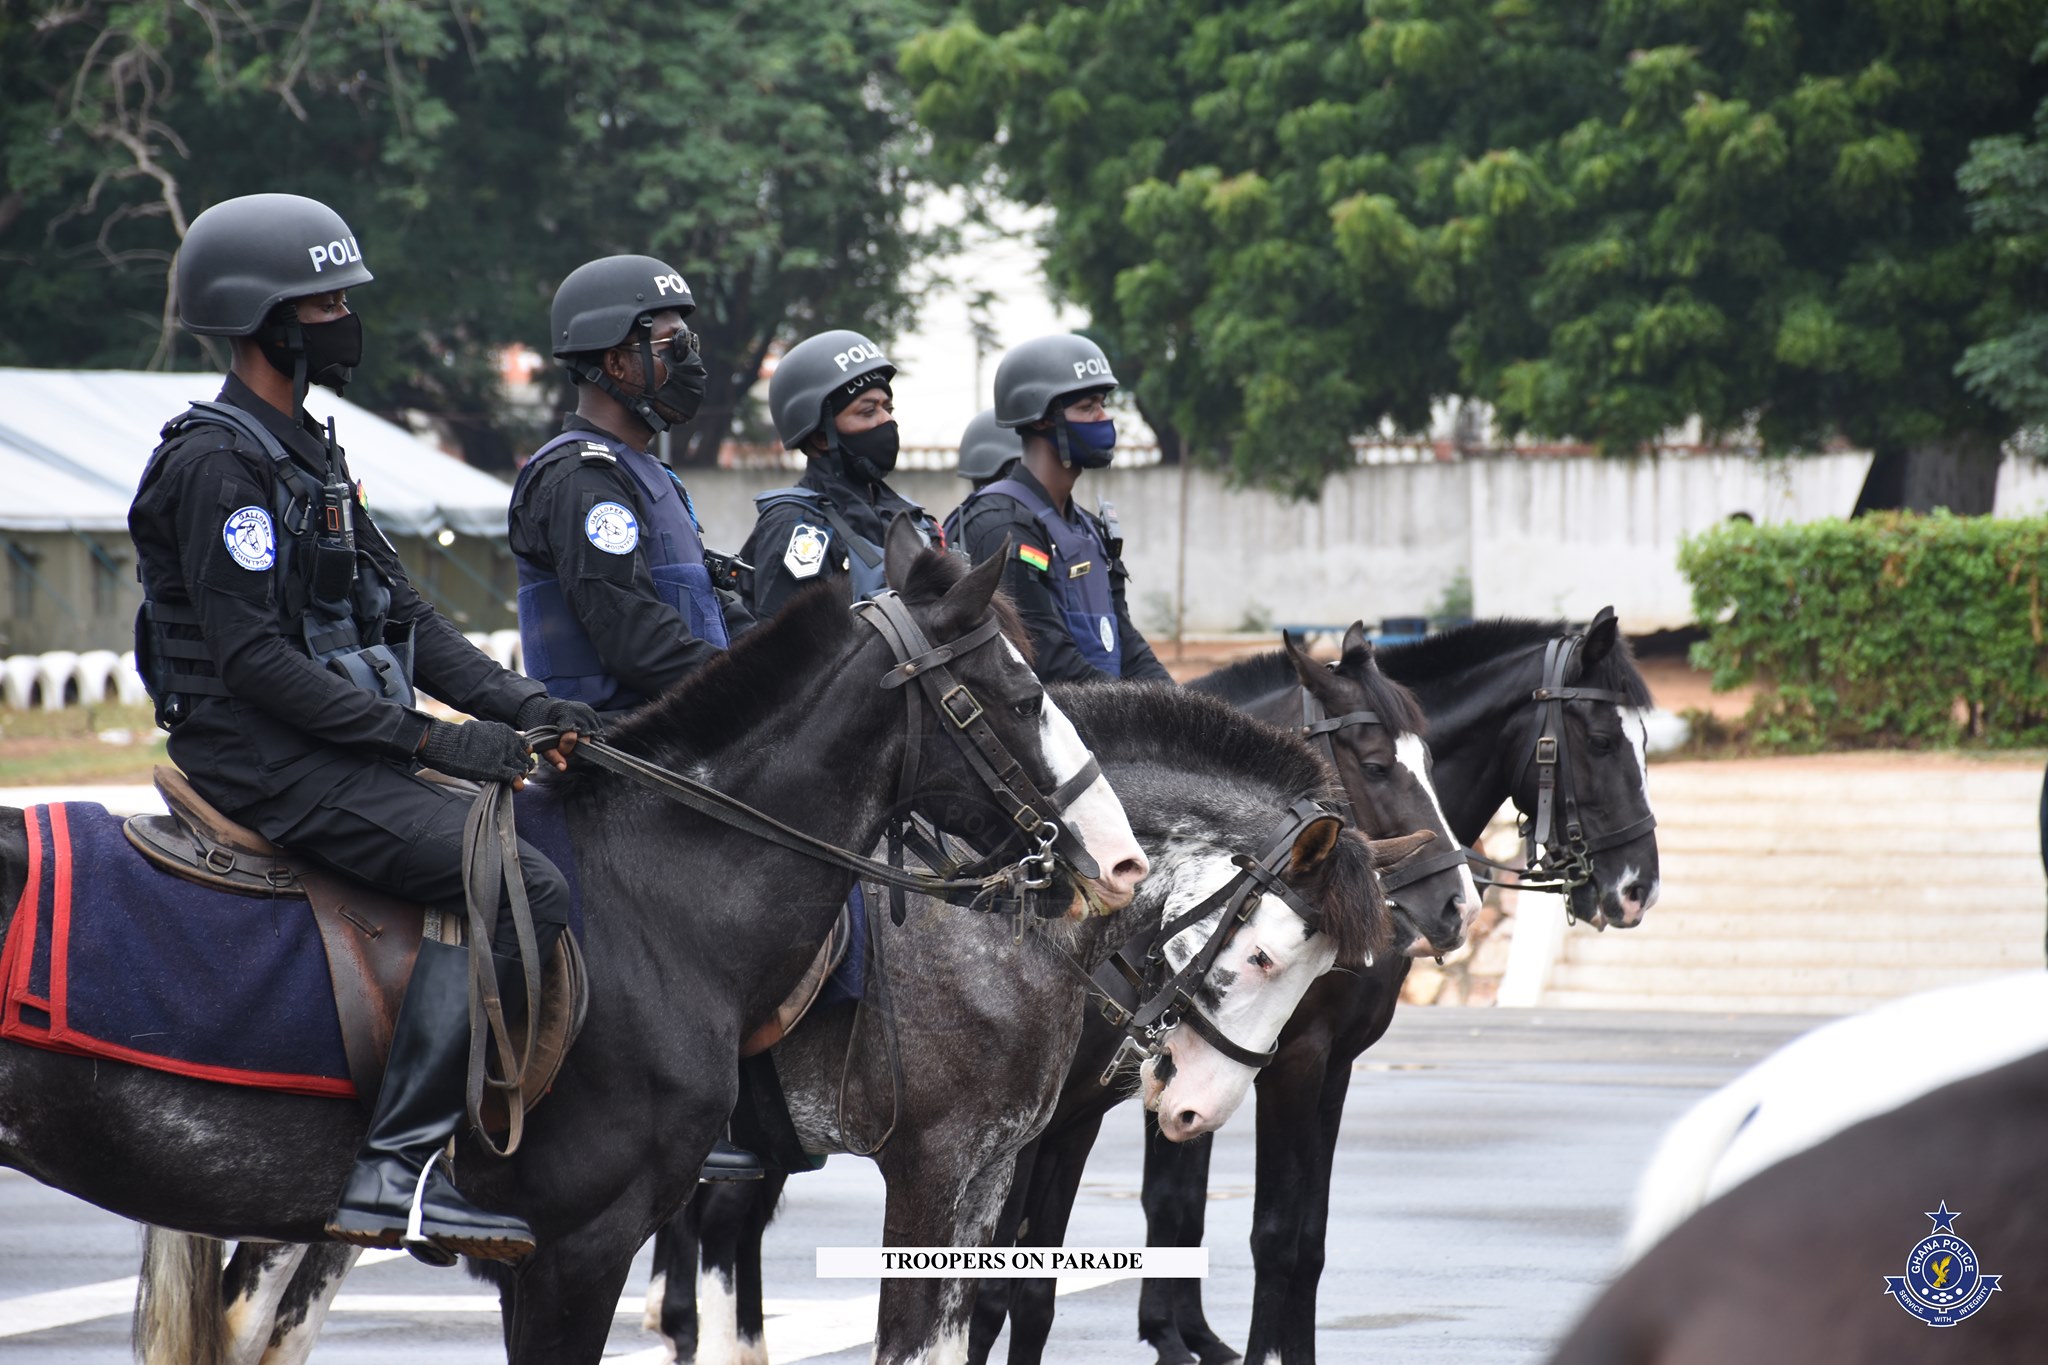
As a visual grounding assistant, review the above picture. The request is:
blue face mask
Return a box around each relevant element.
[1058,417,1117,469]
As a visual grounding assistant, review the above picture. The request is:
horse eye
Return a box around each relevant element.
[1362,763,1391,781]
[1588,736,1616,755]
[1012,695,1042,720]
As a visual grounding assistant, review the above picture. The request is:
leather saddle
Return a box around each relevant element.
[123,765,581,1128]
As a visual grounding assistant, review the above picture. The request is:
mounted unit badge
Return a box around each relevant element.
[1098,615,1116,654]
[785,523,829,579]
[585,501,639,555]
[1884,1202,2001,1326]
[222,506,275,571]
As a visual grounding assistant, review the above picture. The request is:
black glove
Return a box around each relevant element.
[419,719,533,784]
[515,695,603,747]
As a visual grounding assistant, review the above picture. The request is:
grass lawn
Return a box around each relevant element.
[0,703,168,785]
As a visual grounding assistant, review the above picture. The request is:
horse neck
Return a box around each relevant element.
[1406,647,1543,846]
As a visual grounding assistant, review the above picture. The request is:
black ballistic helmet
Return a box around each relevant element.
[993,334,1118,428]
[770,329,895,448]
[551,255,696,359]
[955,408,1020,482]
[176,193,375,336]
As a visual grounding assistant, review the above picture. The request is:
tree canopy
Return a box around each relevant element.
[1,0,939,468]
[905,0,2048,503]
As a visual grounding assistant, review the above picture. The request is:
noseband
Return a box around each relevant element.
[1090,795,1352,1077]
[1299,686,1468,895]
[1465,627,1657,906]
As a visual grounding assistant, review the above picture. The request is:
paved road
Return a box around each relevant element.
[0,1008,1817,1364]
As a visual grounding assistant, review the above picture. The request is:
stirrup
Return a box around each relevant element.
[403,1150,459,1268]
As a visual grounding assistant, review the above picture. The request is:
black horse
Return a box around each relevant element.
[11,529,1149,1365]
[979,611,1661,1365]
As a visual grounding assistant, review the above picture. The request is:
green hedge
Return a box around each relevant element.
[1679,511,2048,749]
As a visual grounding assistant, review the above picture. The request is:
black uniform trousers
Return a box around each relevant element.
[230,755,571,970]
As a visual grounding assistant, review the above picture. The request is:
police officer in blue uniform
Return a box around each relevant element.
[954,335,1171,683]
[509,255,752,718]
[128,194,597,1263]
[508,253,762,1182]
[739,330,943,619]
[940,408,1019,549]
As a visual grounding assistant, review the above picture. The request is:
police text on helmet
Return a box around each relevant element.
[1072,357,1113,380]
[654,273,688,297]
[834,342,885,371]
[308,237,364,274]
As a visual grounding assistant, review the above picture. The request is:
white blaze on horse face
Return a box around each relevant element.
[1394,733,1480,916]
[1137,847,1338,1140]
[1010,642,1148,904]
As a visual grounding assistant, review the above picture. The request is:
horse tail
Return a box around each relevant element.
[1619,1078,1760,1266]
[134,1226,229,1365]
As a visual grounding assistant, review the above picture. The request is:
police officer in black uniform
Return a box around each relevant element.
[954,335,1171,683]
[128,193,596,1264]
[509,255,752,718]
[940,407,1019,548]
[508,253,762,1181]
[738,330,943,619]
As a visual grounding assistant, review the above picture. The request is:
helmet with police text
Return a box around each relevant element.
[176,194,375,336]
[992,334,1118,428]
[955,408,1020,482]
[769,329,895,448]
[551,255,696,359]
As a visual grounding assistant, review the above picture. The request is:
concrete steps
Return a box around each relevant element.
[1536,756,2047,1013]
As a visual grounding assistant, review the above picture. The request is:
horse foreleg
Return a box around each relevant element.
[966,1140,1040,1365]
[1240,1042,1336,1365]
[646,1206,699,1361]
[1001,1110,1103,1365]
[256,1242,359,1365]
[1271,1064,1352,1365]
[689,1174,784,1365]
[873,1147,1019,1365]
[1137,1112,1233,1365]
[503,1224,647,1365]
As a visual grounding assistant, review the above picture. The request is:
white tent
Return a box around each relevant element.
[0,368,514,537]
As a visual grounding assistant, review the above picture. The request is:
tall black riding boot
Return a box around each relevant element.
[325,939,536,1264]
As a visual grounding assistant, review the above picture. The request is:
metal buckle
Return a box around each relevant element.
[1012,805,1044,833]
[205,847,235,874]
[1535,736,1557,765]
[940,684,984,729]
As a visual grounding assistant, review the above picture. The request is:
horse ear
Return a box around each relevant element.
[1579,606,1620,672]
[1341,620,1371,657]
[883,512,925,594]
[1287,813,1344,880]
[1365,828,1435,870]
[936,534,1006,631]
[1284,633,1346,709]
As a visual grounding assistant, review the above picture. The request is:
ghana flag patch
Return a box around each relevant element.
[1018,544,1051,572]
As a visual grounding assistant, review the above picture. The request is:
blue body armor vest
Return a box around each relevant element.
[752,486,935,604]
[513,430,728,711]
[968,477,1122,677]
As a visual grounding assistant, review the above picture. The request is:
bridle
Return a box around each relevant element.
[1089,795,1354,1079]
[1299,686,1468,897]
[1462,627,1657,908]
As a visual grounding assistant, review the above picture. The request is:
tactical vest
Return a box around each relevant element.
[134,401,413,726]
[966,478,1123,676]
[752,486,938,604]
[513,430,728,711]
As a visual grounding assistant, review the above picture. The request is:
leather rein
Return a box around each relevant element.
[1090,795,1353,1077]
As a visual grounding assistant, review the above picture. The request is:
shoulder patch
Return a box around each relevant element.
[578,441,617,464]
[785,523,830,579]
[1017,544,1051,573]
[222,506,276,571]
[585,501,639,555]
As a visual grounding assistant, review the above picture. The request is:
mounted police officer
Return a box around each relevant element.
[509,255,752,718]
[953,335,1170,683]
[508,253,762,1181]
[738,330,943,618]
[129,193,596,1264]
[940,407,1019,548]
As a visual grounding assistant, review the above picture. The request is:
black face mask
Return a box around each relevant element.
[651,334,706,426]
[259,311,364,398]
[836,420,900,481]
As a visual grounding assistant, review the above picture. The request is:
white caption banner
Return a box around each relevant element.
[817,1247,1208,1279]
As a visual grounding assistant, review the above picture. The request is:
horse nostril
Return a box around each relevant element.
[1177,1109,1201,1132]
[1113,855,1148,886]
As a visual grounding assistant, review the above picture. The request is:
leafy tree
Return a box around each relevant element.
[906,0,2048,507]
[1957,41,2048,435]
[0,0,940,469]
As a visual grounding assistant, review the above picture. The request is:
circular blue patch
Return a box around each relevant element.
[585,501,639,555]
[222,506,275,571]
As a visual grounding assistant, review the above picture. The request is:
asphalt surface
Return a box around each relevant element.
[0,1007,1819,1364]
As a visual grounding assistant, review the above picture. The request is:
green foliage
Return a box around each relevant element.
[1679,512,2048,748]
[1957,42,2048,430]
[0,0,940,467]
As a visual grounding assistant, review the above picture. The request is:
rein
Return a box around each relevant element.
[1298,686,1468,895]
[1090,795,1350,1078]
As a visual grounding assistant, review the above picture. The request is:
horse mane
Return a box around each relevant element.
[1052,682,1388,969]
[1187,647,1428,737]
[1378,618,1653,707]
[588,547,1030,774]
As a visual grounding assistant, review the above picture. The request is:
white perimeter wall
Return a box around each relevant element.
[685,450,1883,634]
